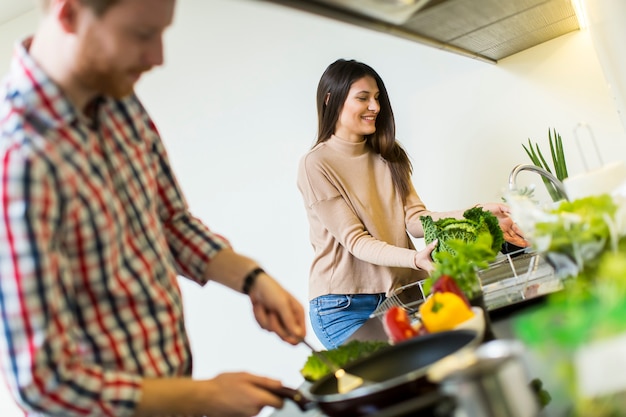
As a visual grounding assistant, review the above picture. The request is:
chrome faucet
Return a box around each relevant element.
[508,164,569,201]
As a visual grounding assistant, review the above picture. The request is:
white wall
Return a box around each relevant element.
[0,1,625,416]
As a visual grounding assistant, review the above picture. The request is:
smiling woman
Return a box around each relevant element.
[298,59,526,348]
[297,59,434,350]
[297,58,527,350]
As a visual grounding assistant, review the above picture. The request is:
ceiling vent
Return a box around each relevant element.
[261,0,581,63]
[312,0,431,24]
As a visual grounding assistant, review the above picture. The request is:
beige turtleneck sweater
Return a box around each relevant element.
[297,135,431,300]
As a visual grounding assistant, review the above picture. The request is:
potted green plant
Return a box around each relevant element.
[522,128,569,202]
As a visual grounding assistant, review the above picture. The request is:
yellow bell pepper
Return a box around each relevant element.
[419,292,474,333]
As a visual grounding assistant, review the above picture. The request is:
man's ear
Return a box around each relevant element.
[54,0,82,33]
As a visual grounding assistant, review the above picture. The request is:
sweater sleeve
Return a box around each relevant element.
[405,182,429,238]
[298,155,418,268]
[311,197,418,268]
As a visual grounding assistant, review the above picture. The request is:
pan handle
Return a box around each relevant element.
[267,386,316,412]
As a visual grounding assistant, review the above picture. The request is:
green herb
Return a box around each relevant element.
[425,233,497,299]
[534,194,617,271]
[299,340,390,382]
[522,128,569,202]
[512,192,626,416]
[514,194,625,350]
[421,207,502,299]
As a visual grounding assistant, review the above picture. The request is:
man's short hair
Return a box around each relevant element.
[40,0,121,16]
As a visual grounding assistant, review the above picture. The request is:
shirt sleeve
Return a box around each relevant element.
[143,115,231,284]
[0,140,141,417]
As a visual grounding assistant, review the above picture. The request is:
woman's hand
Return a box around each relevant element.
[248,273,306,345]
[479,203,529,248]
[413,240,437,273]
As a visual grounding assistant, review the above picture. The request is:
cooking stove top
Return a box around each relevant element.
[363,392,454,417]
[270,390,455,417]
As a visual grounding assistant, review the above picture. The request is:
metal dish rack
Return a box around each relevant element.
[370,279,427,320]
[370,248,560,320]
[478,249,559,311]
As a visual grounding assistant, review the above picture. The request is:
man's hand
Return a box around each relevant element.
[248,272,306,345]
[202,249,306,345]
[136,373,287,417]
[201,373,286,417]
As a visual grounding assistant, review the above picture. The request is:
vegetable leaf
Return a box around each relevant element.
[463,206,505,253]
[522,128,569,202]
[421,207,504,256]
[534,194,616,265]
[299,340,390,382]
[429,233,497,298]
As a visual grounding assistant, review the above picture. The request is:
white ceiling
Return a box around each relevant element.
[0,0,36,25]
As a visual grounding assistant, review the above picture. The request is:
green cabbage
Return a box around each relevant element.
[420,207,504,257]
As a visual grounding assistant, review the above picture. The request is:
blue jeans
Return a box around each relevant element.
[309,293,385,349]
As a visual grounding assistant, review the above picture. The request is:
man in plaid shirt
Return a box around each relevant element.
[0,0,306,416]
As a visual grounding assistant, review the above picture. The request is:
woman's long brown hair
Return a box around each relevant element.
[314,59,413,202]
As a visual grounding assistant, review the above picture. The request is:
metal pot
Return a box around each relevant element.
[439,339,539,417]
[274,330,480,416]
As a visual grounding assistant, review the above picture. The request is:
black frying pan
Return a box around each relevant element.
[273,329,479,416]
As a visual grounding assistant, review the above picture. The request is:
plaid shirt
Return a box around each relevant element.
[0,39,231,417]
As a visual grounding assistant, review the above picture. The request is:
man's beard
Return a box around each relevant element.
[74,41,151,99]
[76,65,151,99]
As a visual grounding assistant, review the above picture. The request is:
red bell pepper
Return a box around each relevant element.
[383,306,418,343]
[431,275,471,308]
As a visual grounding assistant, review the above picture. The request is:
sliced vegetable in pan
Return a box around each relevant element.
[300,340,390,382]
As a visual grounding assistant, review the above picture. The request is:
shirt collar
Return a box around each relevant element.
[9,37,88,131]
